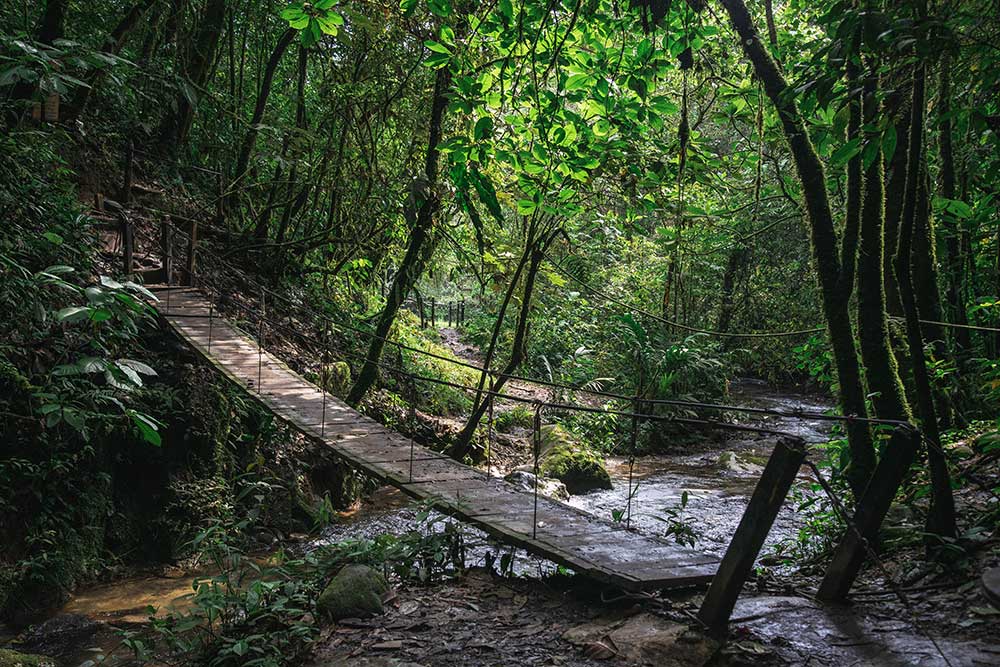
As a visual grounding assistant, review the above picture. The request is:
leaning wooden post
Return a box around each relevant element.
[123,140,134,207]
[698,436,806,630]
[817,426,920,600]
[185,218,198,286]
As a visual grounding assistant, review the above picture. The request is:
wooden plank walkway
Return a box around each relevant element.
[153,287,719,591]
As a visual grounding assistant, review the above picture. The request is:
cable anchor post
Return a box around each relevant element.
[321,322,329,438]
[532,401,543,540]
[486,372,495,480]
[408,373,417,484]
[257,289,265,396]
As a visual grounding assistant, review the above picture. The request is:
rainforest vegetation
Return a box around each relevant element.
[1,0,999,665]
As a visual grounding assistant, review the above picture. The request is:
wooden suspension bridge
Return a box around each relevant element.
[153,287,723,591]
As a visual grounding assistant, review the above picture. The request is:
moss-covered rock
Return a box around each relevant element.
[0,649,56,667]
[537,425,612,494]
[316,565,389,622]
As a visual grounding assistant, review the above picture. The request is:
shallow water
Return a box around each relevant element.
[17,381,838,665]
[567,380,836,557]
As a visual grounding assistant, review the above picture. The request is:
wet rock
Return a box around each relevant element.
[0,649,56,667]
[715,451,763,476]
[983,566,1000,607]
[562,613,719,665]
[317,659,424,667]
[504,470,570,500]
[537,425,612,494]
[15,614,98,657]
[317,565,389,622]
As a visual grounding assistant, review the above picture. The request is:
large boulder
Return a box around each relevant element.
[537,425,612,494]
[316,565,389,622]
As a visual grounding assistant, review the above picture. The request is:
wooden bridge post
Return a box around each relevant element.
[119,213,133,277]
[448,301,453,327]
[185,218,198,286]
[697,437,806,631]
[215,169,225,226]
[321,323,329,438]
[123,140,133,207]
[532,403,543,539]
[816,426,920,600]
[485,375,494,479]
[431,299,436,328]
[160,219,173,285]
[408,375,417,483]
[257,290,265,395]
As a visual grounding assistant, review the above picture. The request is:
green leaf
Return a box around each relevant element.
[830,137,862,166]
[474,116,492,140]
[56,306,92,323]
[130,411,162,447]
[423,52,451,69]
[424,40,452,55]
[399,0,419,17]
[118,358,157,376]
[564,73,591,90]
[42,231,63,245]
[288,16,309,29]
[280,7,306,20]
[881,124,897,162]
[516,199,537,215]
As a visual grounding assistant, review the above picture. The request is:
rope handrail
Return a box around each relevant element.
[545,252,1000,337]
[132,219,917,430]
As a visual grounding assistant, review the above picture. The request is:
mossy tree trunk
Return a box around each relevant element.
[893,52,957,541]
[232,28,297,201]
[157,0,227,149]
[719,0,875,496]
[451,226,561,460]
[347,66,451,406]
[937,53,973,353]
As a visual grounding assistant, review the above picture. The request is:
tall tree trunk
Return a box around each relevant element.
[276,44,309,245]
[68,0,158,118]
[719,0,875,496]
[856,67,911,423]
[346,66,451,406]
[893,55,957,541]
[232,28,297,191]
[451,232,557,460]
[937,53,973,353]
[883,90,910,316]
[7,0,70,115]
[157,0,227,149]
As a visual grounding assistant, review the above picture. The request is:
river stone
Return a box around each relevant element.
[317,565,389,622]
[504,470,570,500]
[562,613,719,666]
[15,614,98,656]
[0,649,56,667]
